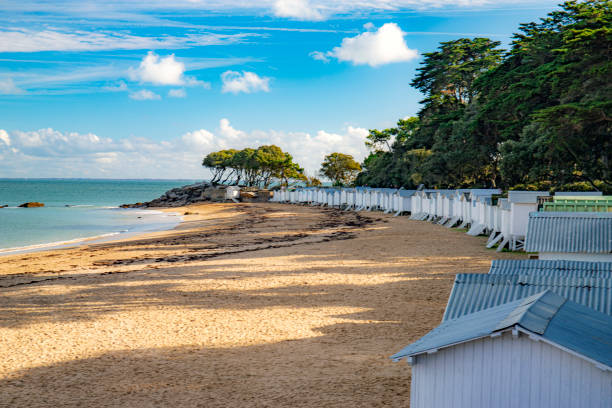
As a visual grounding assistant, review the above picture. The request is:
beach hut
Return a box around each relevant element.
[542,196,612,212]
[443,273,611,320]
[435,191,451,224]
[392,291,612,408]
[392,189,416,216]
[457,192,472,228]
[466,195,488,236]
[490,199,512,250]
[381,188,398,213]
[463,190,500,235]
[525,212,612,262]
[442,191,463,227]
[501,191,550,250]
[409,191,425,219]
[225,186,241,201]
[354,187,366,210]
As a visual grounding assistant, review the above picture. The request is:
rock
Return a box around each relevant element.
[120,202,144,208]
[18,202,44,208]
[120,182,211,208]
[240,191,256,199]
[0,204,7,208]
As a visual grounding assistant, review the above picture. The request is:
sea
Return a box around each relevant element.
[0,179,198,255]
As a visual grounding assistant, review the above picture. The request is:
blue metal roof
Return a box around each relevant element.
[524,211,612,253]
[489,259,612,278]
[398,189,416,197]
[392,291,612,369]
[508,190,550,203]
[443,273,612,320]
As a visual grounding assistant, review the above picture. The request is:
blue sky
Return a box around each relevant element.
[0,0,560,179]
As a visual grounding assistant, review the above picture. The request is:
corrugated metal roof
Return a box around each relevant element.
[555,192,604,197]
[508,190,550,203]
[489,259,612,278]
[392,290,612,369]
[524,212,612,253]
[443,273,612,320]
[468,189,502,195]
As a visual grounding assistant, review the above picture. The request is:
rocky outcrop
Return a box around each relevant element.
[18,202,44,208]
[0,205,7,208]
[120,183,274,208]
[239,189,273,203]
[121,183,211,208]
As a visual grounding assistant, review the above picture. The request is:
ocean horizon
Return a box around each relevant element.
[0,178,201,254]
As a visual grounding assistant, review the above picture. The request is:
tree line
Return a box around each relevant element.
[356,0,611,193]
[202,145,306,188]
[203,146,363,188]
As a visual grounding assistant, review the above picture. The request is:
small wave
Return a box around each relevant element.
[0,232,122,255]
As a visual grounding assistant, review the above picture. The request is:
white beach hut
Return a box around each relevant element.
[392,189,416,216]
[506,190,550,250]
[392,290,612,408]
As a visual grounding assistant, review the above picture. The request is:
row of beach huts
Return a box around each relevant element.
[270,187,612,407]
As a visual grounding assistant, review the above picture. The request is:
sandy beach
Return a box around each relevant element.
[0,202,524,407]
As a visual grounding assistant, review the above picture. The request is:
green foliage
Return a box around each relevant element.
[306,176,322,187]
[319,153,361,186]
[356,1,611,191]
[202,145,305,188]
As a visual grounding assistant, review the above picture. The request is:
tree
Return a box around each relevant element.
[320,153,361,186]
[354,1,611,192]
[306,176,322,187]
[202,149,238,184]
[202,145,305,188]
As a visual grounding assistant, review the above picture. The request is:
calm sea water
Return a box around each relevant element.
[0,179,198,253]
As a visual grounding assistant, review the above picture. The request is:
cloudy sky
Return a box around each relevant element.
[0,0,559,179]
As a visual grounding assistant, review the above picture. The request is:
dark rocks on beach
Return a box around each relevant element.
[120,182,211,208]
[119,182,274,208]
[18,202,45,208]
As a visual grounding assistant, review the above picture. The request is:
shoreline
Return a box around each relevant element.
[0,207,183,257]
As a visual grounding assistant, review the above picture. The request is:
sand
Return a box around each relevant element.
[0,202,524,407]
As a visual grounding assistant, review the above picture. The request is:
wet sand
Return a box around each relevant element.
[0,202,524,407]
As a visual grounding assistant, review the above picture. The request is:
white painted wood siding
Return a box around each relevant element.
[410,332,612,408]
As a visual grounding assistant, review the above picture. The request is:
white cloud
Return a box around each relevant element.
[363,22,375,31]
[0,129,11,146]
[129,89,161,100]
[312,23,418,67]
[221,71,271,94]
[182,129,215,150]
[273,0,325,21]
[102,80,128,92]
[0,28,256,53]
[0,120,369,178]
[0,78,25,95]
[168,88,187,98]
[309,51,330,63]
[129,51,184,86]
[218,118,246,142]
[129,51,209,89]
